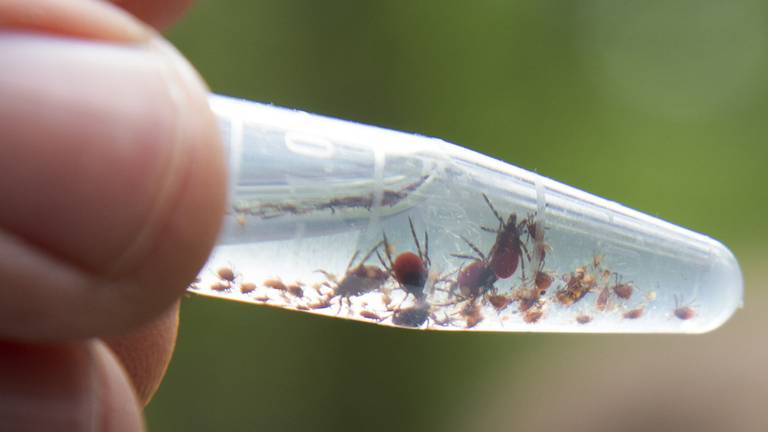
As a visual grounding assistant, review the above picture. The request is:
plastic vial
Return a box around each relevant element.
[188,94,743,333]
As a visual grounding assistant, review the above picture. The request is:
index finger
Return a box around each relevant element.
[111,0,194,30]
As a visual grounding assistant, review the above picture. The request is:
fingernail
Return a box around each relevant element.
[0,341,98,431]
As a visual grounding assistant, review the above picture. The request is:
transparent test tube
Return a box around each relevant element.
[188,94,743,334]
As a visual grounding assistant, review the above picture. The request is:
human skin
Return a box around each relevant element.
[0,0,225,430]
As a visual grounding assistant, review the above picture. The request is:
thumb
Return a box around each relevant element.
[0,19,226,340]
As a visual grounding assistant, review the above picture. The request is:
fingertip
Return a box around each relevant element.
[94,341,145,432]
[104,301,180,406]
[0,340,144,432]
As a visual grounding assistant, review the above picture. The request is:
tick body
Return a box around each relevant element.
[489,219,524,279]
[360,310,383,321]
[523,308,544,324]
[534,270,553,291]
[482,194,528,279]
[334,264,388,298]
[556,267,595,306]
[211,281,230,292]
[308,296,332,310]
[514,285,546,312]
[623,308,644,319]
[239,282,257,294]
[393,252,427,296]
[525,214,551,270]
[673,295,696,320]
[381,218,430,300]
[460,301,483,328]
[217,267,236,283]
[487,294,514,312]
[596,285,610,311]
[613,282,634,300]
[264,279,287,291]
[287,283,304,298]
[674,307,696,320]
[392,301,431,328]
[318,241,389,312]
[457,259,496,298]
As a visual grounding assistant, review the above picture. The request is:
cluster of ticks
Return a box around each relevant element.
[194,194,697,329]
[231,176,429,222]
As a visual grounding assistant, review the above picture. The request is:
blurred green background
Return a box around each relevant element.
[147,1,768,431]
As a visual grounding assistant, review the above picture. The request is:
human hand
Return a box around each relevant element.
[0,0,226,429]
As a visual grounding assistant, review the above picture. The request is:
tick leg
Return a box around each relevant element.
[376,250,392,275]
[382,233,394,267]
[345,250,361,272]
[358,240,385,266]
[315,270,337,283]
[517,241,533,279]
[460,235,486,261]
[482,193,505,226]
[451,254,479,261]
[408,217,423,261]
[336,298,344,316]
